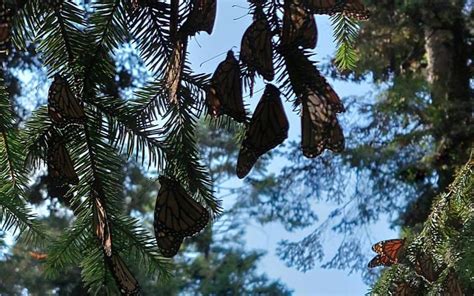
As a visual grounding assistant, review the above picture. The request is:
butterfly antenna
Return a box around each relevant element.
[199,50,230,67]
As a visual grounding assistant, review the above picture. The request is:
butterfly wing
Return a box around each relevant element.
[106,254,140,296]
[340,0,370,20]
[156,233,184,258]
[92,194,112,257]
[206,51,246,122]
[182,0,216,35]
[282,0,318,49]
[368,254,393,268]
[237,84,289,178]
[154,176,210,238]
[240,14,274,81]
[391,282,417,296]
[48,138,79,186]
[301,89,343,157]
[166,39,186,104]
[48,75,85,126]
[371,238,405,261]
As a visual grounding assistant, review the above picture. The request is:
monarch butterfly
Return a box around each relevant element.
[0,2,10,56]
[237,84,289,178]
[181,0,216,36]
[154,176,210,257]
[301,89,344,158]
[106,254,140,296]
[368,238,405,268]
[48,74,85,126]
[29,251,48,261]
[281,0,318,49]
[92,190,112,258]
[413,252,439,283]
[240,9,274,81]
[48,135,79,186]
[206,50,246,123]
[303,0,370,20]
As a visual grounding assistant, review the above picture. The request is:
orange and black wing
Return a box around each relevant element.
[106,254,140,296]
[154,176,209,256]
[181,0,216,35]
[391,282,418,296]
[237,84,289,178]
[301,89,344,158]
[371,238,405,261]
[367,254,393,268]
[315,69,345,113]
[282,0,317,49]
[414,252,439,283]
[206,50,246,123]
[48,137,79,186]
[339,0,370,20]
[240,12,274,81]
[156,233,184,258]
[48,74,85,126]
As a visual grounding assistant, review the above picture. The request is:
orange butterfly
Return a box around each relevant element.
[106,254,140,295]
[181,0,216,36]
[91,185,113,258]
[240,9,274,81]
[48,74,85,126]
[47,134,79,186]
[206,50,246,123]
[281,0,318,49]
[154,176,209,257]
[0,2,10,57]
[29,251,48,261]
[368,238,405,268]
[237,84,289,178]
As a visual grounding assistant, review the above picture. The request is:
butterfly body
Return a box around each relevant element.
[237,84,289,178]
[368,238,406,268]
[154,176,210,257]
[206,50,246,123]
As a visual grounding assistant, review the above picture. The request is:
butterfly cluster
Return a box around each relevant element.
[203,0,369,178]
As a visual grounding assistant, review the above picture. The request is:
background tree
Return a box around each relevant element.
[248,0,473,292]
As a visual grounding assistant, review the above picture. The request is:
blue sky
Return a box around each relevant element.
[187,2,397,295]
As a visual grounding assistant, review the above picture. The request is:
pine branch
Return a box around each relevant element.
[331,14,360,70]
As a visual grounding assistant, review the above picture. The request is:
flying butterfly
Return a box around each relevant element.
[240,9,274,81]
[303,0,370,20]
[47,135,79,186]
[181,0,216,36]
[206,50,246,123]
[106,254,140,296]
[154,176,210,258]
[92,187,113,258]
[301,89,344,158]
[237,84,289,178]
[48,74,85,126]
[281,0,318,49]
[0,1,10,57]
[368,238,406,268]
